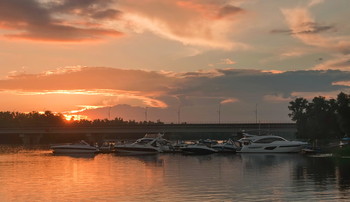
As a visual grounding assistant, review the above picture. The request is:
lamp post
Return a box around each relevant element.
[218,103,221,124]
[145,107,148,122]
[255,104,258,124]
[177,106,181,124]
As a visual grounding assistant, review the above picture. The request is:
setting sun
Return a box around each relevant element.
[63,114,89,121]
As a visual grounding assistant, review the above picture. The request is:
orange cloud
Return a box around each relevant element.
[220,98,239,104]
[308,0,324,7]
[176,1,243,20]
[220,58,236,65]
[120,0,248,50]
[261,70,285,74]
[282,7,350,54]
[0,89,168,108]
[43,66,84,76]
[291,91,339,100]
[313,55,350,71]
[0,67,177,93]
[280,50,305,58]
[332,81,350,87]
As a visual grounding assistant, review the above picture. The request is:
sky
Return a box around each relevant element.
[0,0,350,123]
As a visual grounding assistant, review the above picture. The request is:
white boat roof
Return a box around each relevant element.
[143,133,164,138]
[240,134,289,141]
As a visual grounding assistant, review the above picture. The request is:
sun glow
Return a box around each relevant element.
[1,89,168,108]
[63,114,89,121]
[62,105,106,121]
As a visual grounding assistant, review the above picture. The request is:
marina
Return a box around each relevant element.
[48,131,310,155]
[37,127,350,158]
[1,1,349,201]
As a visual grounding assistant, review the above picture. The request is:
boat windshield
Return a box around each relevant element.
[135,138,154,145]
[240,139,252,145]
[254,137,286,144]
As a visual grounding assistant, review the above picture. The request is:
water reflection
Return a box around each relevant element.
[1,146,350,201]
[52,153,96,159]
[238,153,306,170]
[115,153,164,167]
[337,159,350,191]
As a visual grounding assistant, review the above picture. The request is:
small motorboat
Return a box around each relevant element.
[50,140,99,154]
[115,133,173,154]
[181,143,217,155]
[98,141,116,153]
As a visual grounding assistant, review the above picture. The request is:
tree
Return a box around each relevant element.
[288,98,308,138]
[336,92,350,136]
[288,94,345,140]
[306,96,339,139]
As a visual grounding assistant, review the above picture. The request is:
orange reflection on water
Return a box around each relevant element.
[0,150,166,201]
[3,148,350,201]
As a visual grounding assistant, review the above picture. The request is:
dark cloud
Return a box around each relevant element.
[0,0,123,41]
[2,67,349,100]
[171,69,350,103]
[271,22,335,35]
[297,22,335,34]
[5,24,122,41]
[51,0,122,20]
[217,5,243,19]
[92,9,122,19]
[0,67,177,92]
[50,0,113,11]
[0,0,51,25]
[270,29,292,34]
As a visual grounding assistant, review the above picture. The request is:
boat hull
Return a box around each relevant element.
[115,146,161,154]
[50,140,98,154]
[51,148,98,154]
[181,146,217,155]
[237,144,306,153]
[211,145,237,153]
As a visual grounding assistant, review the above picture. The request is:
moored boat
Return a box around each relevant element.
[115,133,173,154]
[236,133,308,153]
[211,139,238,153]
[181,143,217,155]
[50,140,99,154]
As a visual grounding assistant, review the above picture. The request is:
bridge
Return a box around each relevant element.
[0,123,296,145]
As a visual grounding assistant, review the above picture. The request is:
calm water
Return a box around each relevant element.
[1,146,350,201]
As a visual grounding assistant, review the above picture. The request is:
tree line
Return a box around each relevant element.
[288,92,350,140]
[0,111,164,128]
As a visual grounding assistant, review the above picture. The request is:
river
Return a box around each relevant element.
[0,146,349,201]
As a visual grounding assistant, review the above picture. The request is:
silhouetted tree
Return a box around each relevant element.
[336,92,350,136]
[0,111,164,128]
[288,98,308,138]
[288,92,349,140]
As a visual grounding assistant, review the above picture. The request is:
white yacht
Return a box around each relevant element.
[115,133,173,154]
[50,140,99,154]
[236,133,308,153]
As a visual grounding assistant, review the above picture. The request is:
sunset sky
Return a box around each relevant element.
[0,0,350,123]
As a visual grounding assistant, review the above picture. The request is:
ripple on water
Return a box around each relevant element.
[0,148,350,201]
